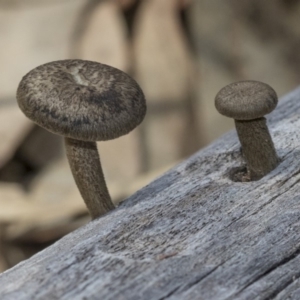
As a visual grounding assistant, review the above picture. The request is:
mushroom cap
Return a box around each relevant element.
[17,60,146,141]
[215,80,278,120]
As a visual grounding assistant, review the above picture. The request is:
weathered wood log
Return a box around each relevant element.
[1,87,300,299]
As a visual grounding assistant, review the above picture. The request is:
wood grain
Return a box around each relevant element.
[1,87,300,299]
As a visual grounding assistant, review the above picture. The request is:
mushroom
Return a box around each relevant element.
[215,80,279,181]
[17,59,146,219]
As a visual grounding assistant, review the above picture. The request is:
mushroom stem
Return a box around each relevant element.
[65,137,115,219]
[235,117,279,180]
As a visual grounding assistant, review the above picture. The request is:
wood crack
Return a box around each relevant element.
[159,262,225,299]
[229,246,300,299]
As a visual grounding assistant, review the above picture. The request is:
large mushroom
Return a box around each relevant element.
[17,59,146,219]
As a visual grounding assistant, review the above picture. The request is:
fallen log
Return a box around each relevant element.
[1,87,300,299]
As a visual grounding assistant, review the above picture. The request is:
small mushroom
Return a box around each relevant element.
[215,80,279,181]
[17,59,146,219]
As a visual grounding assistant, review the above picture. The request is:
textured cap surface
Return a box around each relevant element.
[215,81,277,120]
[17,60,146,141]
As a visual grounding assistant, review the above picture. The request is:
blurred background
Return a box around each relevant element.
[0,0,299,272]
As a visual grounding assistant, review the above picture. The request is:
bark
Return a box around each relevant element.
[1,87,300,299]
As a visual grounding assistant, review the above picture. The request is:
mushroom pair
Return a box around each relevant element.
[17,60,279,220]
[215,80,279,181]
[17,60,146,219]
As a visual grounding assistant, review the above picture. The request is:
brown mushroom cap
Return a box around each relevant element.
[17,60,146,141]
[215,80,278,120]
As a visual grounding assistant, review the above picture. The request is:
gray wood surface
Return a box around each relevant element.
[1,87,300,299]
